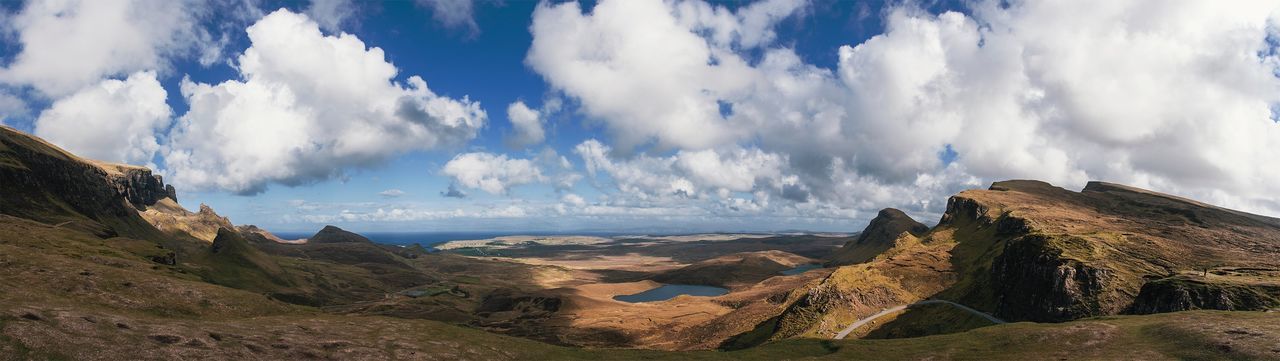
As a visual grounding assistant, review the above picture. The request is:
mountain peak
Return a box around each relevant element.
[309,225,373,244]
[826,207,928,266]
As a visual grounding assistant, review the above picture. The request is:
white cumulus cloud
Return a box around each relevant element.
[0,0,207,97]
[164,9,487,194]
[505,100,546,148]
[442,152,545,195]
[34,71,170,165]
[574,139,792,203]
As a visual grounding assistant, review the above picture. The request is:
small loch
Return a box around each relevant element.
[780,264,822,275]
[613,284,730,303]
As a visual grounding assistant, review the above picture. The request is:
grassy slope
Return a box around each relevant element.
[4,300,1278,360]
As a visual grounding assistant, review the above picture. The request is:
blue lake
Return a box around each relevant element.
[780,264,822,275]
[613,284,729,303]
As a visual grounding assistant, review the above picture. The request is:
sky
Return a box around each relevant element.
[1,0,1280,234]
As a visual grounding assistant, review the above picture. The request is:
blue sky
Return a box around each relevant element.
[2,0,1279,234]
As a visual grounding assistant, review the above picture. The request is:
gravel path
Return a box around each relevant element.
[833,300,1006,339]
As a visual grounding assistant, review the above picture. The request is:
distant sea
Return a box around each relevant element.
[270,231,635,249]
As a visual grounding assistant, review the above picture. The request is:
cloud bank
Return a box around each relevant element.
[529,0,1280,221]
[443,152,545,195]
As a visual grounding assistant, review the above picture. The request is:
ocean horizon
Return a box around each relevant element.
[270,231,642,247]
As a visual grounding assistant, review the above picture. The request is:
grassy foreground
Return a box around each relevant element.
[4,302,1278,360]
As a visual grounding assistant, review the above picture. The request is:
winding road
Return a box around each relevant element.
[832,300,1006,339]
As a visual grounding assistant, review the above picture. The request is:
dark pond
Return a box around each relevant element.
[780,264,822,275]
[613,284,730,303]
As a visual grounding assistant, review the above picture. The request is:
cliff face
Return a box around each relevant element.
[99,162,177,209]
[1129,275,1280,314]
[939,180,1280,322]
[988,234,1123,321]
[0,126,166,239]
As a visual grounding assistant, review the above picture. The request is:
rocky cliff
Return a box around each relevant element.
[97,162,177,209]
[1129,274,1280,314]
[0,126,167,239]
[938,180,1280,322]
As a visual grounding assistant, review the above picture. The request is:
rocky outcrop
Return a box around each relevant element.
[140,199,234,242]
[990,234,1119,322]
[1129,276,1280,314]
[237,224,305,244]
[827,208,928,266]
[99,163,176,210]
[858,208,929,245]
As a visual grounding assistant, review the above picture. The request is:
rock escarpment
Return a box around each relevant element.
[98,162,177,209]
[939,180,1280,322]
[1128,275,1280,314]
[0,126,165,239]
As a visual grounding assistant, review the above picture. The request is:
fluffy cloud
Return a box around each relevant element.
[574,139,791,204]
[0,0,206,97]
[561,193,587,207]
[165,9,486,194]
[675,148,786,193]
[34,71,170,165]
[443,152,544,195]
[530,0,1280,218]
[528,0,786,150]
[504,100,545,148]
